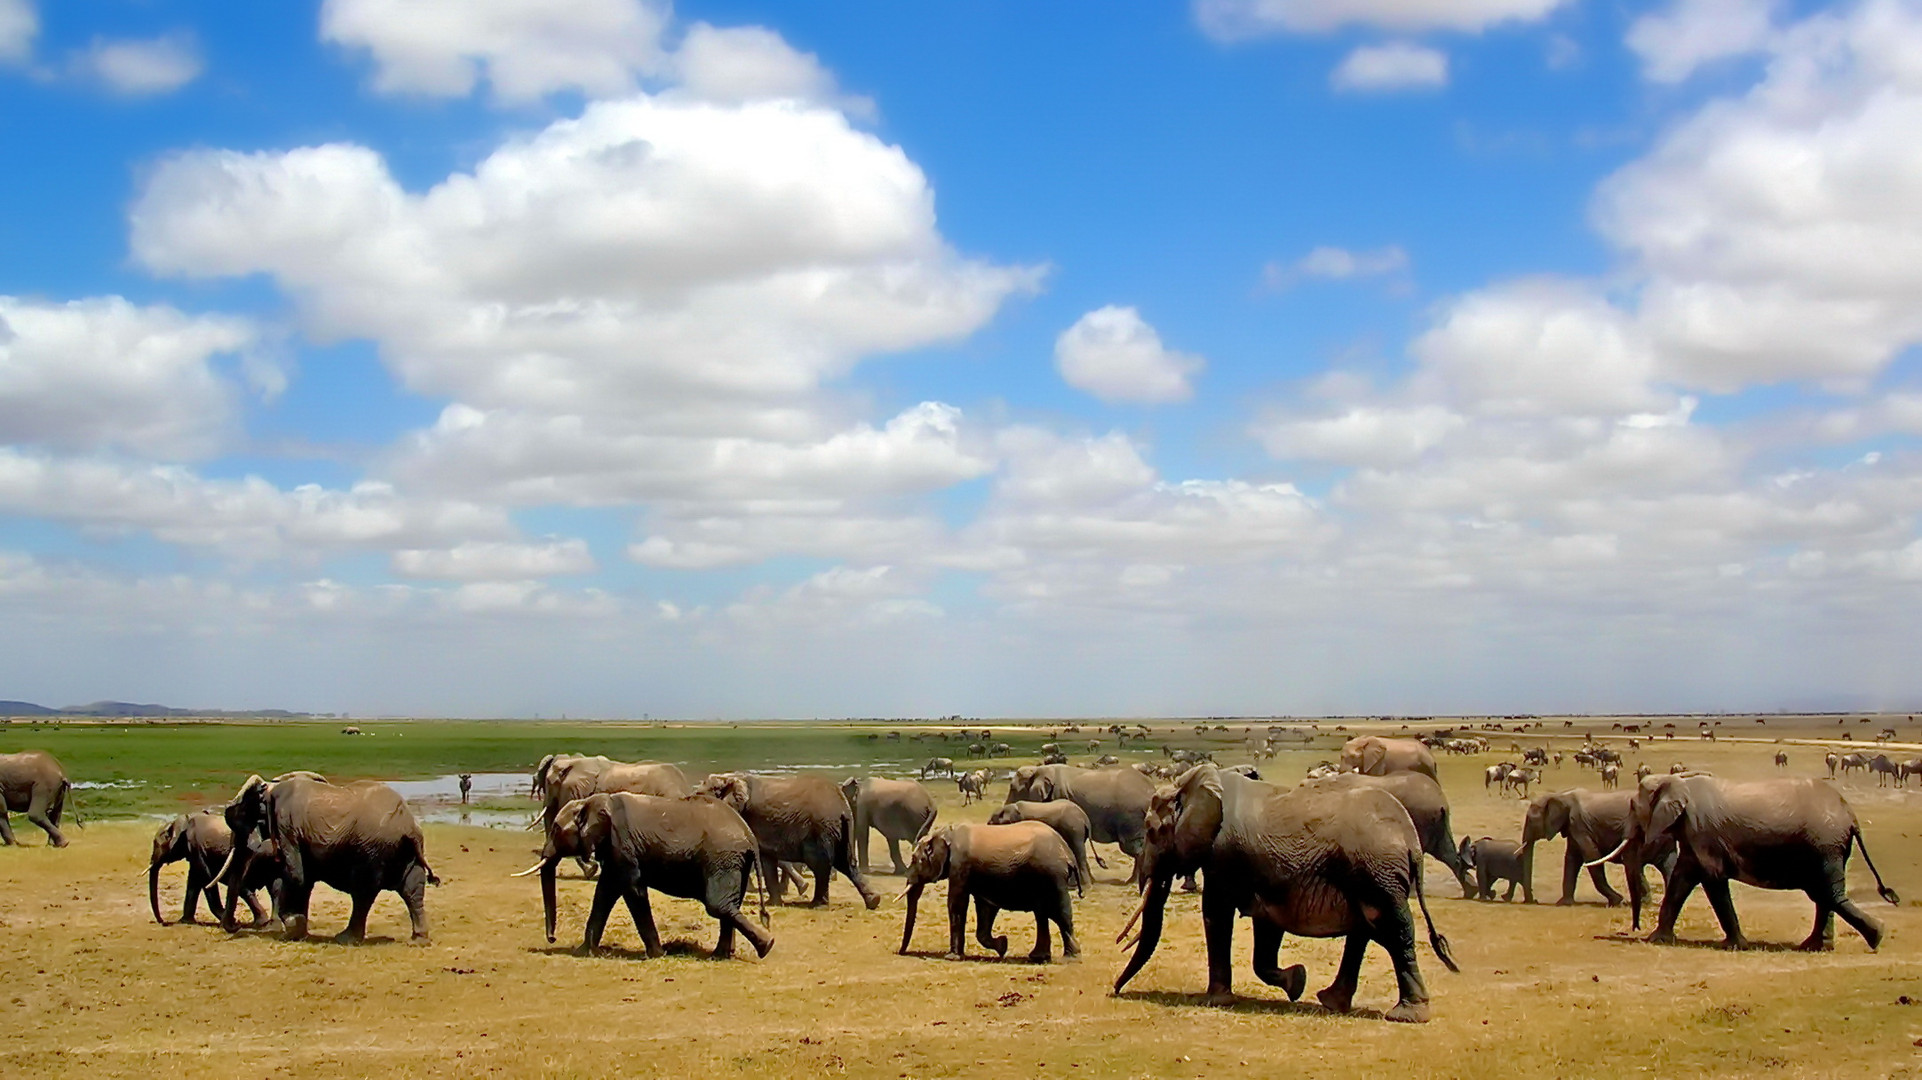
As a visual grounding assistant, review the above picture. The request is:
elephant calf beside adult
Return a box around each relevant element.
[1004,764,1154,878]
[988,800,1106,890]
[701,772,879,909]
[1594,774,1899,951]
[898,822,1079,962]
[0,750,73,847]
[841,776,937,875]
[1303,771,1473,898]
[522,792,773,959]
[149,808,277,927]
[1521,788,1677,907]
[220,774,438,944]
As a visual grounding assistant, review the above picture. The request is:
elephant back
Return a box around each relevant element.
[596,761,691,799]
[272,777,424,854]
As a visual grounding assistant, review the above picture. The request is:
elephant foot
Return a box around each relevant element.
[1385,1000,1432,1024]
[1602,896,1625,908]
[943,951,963,961]
[807,898,829,908]
[1316,985,1354,1014]
[1644,930,1676,945]
[1026,949,1052,964]
[1795,935,1833,952]
[282,916,309,942]
[990,936,1009,958]
[1203,988,1237,1007]
[1861,922,1885,952]
[1281,964,1307,1001]
[862,894,881,911]
[1719,936,1750,951]
[409,933,431,946]
[1554,897,1573,907]
[333,929,365,946]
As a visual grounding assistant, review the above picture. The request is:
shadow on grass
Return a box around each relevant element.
[895,948,1073,965]
[1591,933,1809,952]
[1114,989,1384,1021]
[527,939,729,961]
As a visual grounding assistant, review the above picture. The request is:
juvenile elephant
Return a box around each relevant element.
[840,777,937,875]
[148,808,275,927]
[1338,736,1439,781]
[1004,764,1154,872]
[1520,788,1676,907]
[898,822,1079,962]
[220,774,437,944]
[1303,771,1474,898]
[1115,765,1458,1022]
[1458,836,1525,902]
[1594,774,1900,950]
[522,793,772,959]
[988,800,1107,891]
[701,773,879,909]
[0,750,72,847]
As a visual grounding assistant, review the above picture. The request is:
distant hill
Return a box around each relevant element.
[0,700,311,718]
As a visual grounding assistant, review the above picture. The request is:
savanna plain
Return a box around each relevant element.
[5,716,1922,1079]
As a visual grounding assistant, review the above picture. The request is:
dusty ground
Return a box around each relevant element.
[5,724,1922,1078]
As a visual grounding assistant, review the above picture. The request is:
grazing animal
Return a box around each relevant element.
[921,757,956,779]
[1600,763,1620,790]
[1484,763,1515,790]
[1503,768,1537,798]
[1774,751,1788,770]
[1869,754,1903,787]
[955,769,992,805]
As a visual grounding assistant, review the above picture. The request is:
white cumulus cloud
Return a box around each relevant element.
[1627,0,1779,83]
[392,539,597,580]
[70,33,203,96]
[0,0,35,65]
[1054,306,1204,405]
[1331,42,1448,92]
[1195,0,1571,37]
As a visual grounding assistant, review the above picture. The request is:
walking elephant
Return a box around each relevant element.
[0,750,72,847]
[1115,765,1458,1022]
[1338,737,1439,781]
[1303,771,1474,898]
[988,800,1107,891]
[700,773,879,909]
[1521,788,1676,907]
[149,808,276,927]
[219,774,437,944]
[1591,774,1899,950]
[898,822,1079,962]
[1458,836,1525,902]
[535,755,690,875]
[520,792,772,959]
[1004,763,1154,873]
[840,777,937,875]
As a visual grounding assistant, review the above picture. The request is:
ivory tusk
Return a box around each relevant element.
[1582,837,1631,869]
[1115,897,1146,945]
[509,861,547,878]
[893,886,914,902]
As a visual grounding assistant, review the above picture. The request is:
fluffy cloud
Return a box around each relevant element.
[0,296,257,459]
[1053,306,1203,405]
[666,23,872,117]
[70,33,203,96]
[1195,0,1571,37]
[1330,42,1449,92]
[0,0,35,64]
[392,539,596,580]
[319,0,668,102]
[1627,0,1779,83]
[1262,244,1409,289]
[1253,404,1464,467]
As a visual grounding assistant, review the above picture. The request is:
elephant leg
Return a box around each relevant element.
[887,835,907,876]
[1649,865,1698,944]
[1054,885,1079,960]
[1251,919,1306,1001]
[1073,844,1091,896]
[1557,846,1581,906]
[583,871,623,951]
[945,883,970,959]
[623,885,662,958]
[835,843,881,911]
[181,866,205,924]
[1029,912,1052,963]
[760,852,786,905]
[1700,878,1747,949]
[1201,889,1237,1005]
[338,891,375,944]
[1798,891,1836,952]
[1818,860,1885,951]
[807,856,833,907]
[975,897,1008,958]
[25,797,66,847]
[241,887,270,928]
[708,862,773,959]
[400,862,431,944]
[0,812,15,845]
[1586,862,1624,907]
[1376,905,1433,1024]
[280,879,314,942]
[1503,878,1518,902]
[1318,930,1369,1014]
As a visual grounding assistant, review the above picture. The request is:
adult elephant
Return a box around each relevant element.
[1302,771,1473,897]
[1004,764,1154,872]
[1591,774,1899,950]
[1338,736,1439,781]
[988,800,1106,890]
[219,774,437,944]
[536,756,690,873]
[520,793,772,959]
[1114,765,1458,1022]
[840,777,937,875]
[700,773,879,909]
[898,822,1079,962]
[0,750,72,847]
[1520,788,1676,907]
[148,808,276,927]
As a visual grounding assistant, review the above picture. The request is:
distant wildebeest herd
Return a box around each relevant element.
[0,728,1909,1024]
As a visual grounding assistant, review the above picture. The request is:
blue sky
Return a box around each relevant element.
[1,0,1920,717]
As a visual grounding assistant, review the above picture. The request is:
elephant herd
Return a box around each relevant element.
[11,732,1907,1028]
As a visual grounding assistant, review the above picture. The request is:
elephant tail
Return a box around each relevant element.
[914,805,937,844]
[413,834,441,887]
[57,779,80,829]
[1851,825,1900,905]
[1412,850,1460,973]
[749,852,771,927]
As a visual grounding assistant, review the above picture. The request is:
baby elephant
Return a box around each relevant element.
[987,800,1107,892]
[1459,836,1529,903]
[899,822,1079,963]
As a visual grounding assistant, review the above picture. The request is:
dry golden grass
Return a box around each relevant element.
[5,726,1922,1078]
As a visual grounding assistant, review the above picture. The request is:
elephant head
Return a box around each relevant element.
[985,805,1020,826]
[148,814,194,926]
[532,754,558,798]
[1004,765,1051,804]
[1519,791,1573,890]
[216,775,273,932]
[897,828,955,954]
[1114,766,1222,992]
[702,773,752,812]
[522,794,616,944]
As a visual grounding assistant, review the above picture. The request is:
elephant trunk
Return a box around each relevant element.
[1113,875,1171,994]
[149,861,168,926]
[898,883,923,954]
[541,859,560,944]
[216,846,242,933]
[1623,842,1646,931]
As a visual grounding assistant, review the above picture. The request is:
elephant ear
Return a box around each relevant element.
[1542,794,1572,839]
[715,776,750,812]
[1362,741,1386,773]
[1170,767,1225,866]
[579,795,615,853]
[1647,784,1687,841]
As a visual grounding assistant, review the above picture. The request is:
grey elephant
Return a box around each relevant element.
[898,821,1079,962]
[521,792,772,959]
[1521,788,1677,907]
[1114,765,1458,1022]
[1458,836,1525,902]
[988,800,1107,891]
[0,750,72,846]
[1338,736,1439,780]
[220,774,437,944]
[1303,771,1474,898]
[1004,763,1154,874]
[701,772,879,909]
[534,755,690,874]
[840,776,937,875]
[1593,774,1899,950]
[149,808,277,927]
